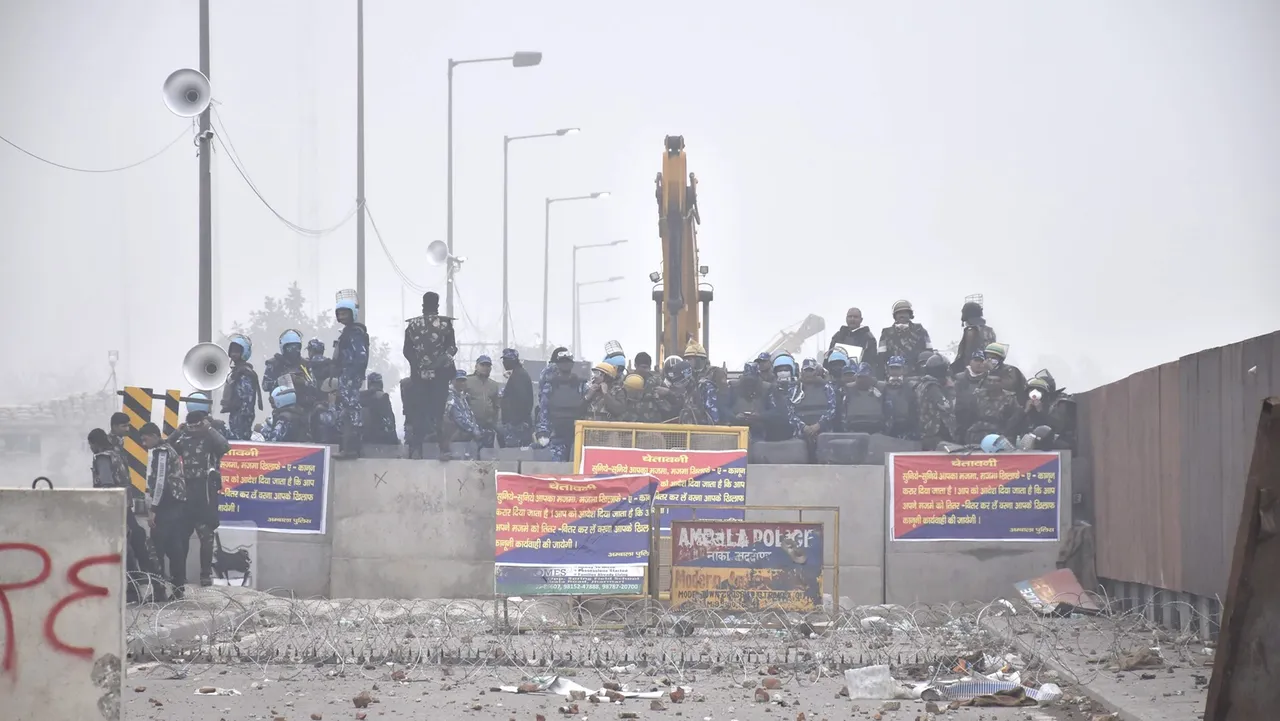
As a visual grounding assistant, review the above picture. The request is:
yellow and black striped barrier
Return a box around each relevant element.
[118,386,199,493]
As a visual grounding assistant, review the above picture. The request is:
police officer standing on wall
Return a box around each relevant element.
[334,290,370,459]
[403,291,457,459]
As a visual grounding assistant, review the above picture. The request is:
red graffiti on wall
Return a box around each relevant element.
[0,543,121,679]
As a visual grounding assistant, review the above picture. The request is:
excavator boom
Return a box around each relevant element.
[653,136,711,361]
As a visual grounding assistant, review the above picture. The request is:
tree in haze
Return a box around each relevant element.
[223,282,401,387]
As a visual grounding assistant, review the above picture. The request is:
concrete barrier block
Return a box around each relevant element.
[748,439,809,464]
[361,443,404,459]
[518,461,575,475]
[745,465,885,570]
[1,488,128,721]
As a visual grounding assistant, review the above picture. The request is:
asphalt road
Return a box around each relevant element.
[123,665,1113,721]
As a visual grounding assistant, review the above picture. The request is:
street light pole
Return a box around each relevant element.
[355,0,366,320]
[573,276,624,355]
[446,51,543,319]
[502,127,579,349]
[577,296,621,351]
[571,240,628,355]
[541,192,610,359]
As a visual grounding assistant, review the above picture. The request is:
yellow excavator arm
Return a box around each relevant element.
[653,136,712,362]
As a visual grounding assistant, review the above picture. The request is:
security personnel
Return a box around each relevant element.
[603,340,627,377]
[334,293,370,458]
[536,349,587,461]
[878,300,932,375]
[220,334,261,440]
[263,329,307,394]
[914,353,956,450]
[139,422,189,601]
[305,338,333,389]
[498,348,534,447]
[795,358,838,437]
[617,372,664,424]
[169,408,230,587]
[951,301,998,375]
[403,291,457,458]
[761,354,805,441]
[360,372,399,444]
[441,369,496,459]
[465,355,502,435]
[828,307,878,371]
[881,356,918,439]
[263,386,308,442]
[681,342,719,424]
[984,342,1027,399]
[725,364,771,440]
[840,362,889,434]
[965,375,1023,445]
[89,427,159,601]
[585,362,625,421]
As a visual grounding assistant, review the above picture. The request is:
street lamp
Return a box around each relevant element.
[542,192,609,358]
[577,296,620,353]
[576,276,624,356]
[502,127,580,348]
[447,51,543,318]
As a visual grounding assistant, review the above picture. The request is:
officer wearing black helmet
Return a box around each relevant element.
[536,348,587,461]
[912,353,956,451]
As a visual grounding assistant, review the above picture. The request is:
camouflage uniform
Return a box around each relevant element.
[335,322,370,434]
[305,339,333,388]
[220,361,261,440]
[145,441,190,593]
[913,376,955,450]
[618,386,665,424]
[93,446,161,596]
[878,322,932,375]
[443,382,495,453]
[170,420,230,584]
[403,314,458,453]
[964,382,1022,445]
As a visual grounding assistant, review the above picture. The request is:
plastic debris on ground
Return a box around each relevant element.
[498,675,689,699]
[842,665,915,700]
[193,687,242,696]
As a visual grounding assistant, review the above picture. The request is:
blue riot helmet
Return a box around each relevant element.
[186,391,212,414]
[826,349,849,368]
[335,289,359,323]
[335,297,359,323]
[772,353,798,385]
[307,338,325,358]
[980,434,1014,453]
[227,334,253,362]
[279,329,303,354]
[270,386,297,408]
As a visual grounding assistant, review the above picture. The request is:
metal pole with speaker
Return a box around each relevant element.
[427,241,465,315]
[161,0,213,344]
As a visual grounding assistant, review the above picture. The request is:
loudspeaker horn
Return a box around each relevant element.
[426,240,449,266]
[183,342,231,391]
[162,68,212,118]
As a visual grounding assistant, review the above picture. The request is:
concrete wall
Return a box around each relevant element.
[1,488,127,721]
[185,454,1072,605]
[743,465,885,605]
[328,460,517,599]
[882,453,1073,605]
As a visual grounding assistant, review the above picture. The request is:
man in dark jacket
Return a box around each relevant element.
[498,348,534,448]
[828,307,877,371]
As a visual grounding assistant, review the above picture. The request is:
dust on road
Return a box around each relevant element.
[123,665,1105,721]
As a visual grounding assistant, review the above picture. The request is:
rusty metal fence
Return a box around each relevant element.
[1077,330,1280,598]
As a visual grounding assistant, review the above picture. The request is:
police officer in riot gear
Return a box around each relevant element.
[536,349,587,461]
[403,291,457,458]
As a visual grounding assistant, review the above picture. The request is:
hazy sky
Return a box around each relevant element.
[2,0,1278,403]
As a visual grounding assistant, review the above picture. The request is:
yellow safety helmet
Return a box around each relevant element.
[683,341,707,359]
[622,373,645,392]
[593,362,618,380]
